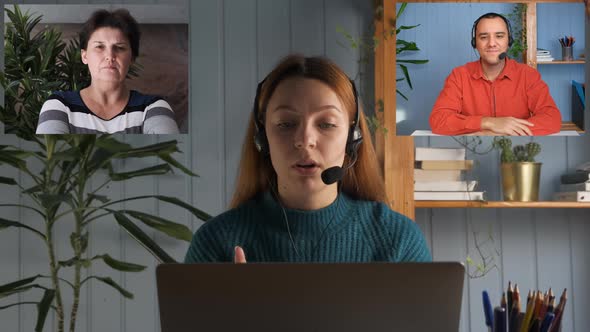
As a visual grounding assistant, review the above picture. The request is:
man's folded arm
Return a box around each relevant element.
[430,70,481,135]
[525,71,562,135]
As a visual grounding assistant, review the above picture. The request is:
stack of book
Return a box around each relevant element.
[554,162,590,202]
[537,48,554,62]
[414,147,484,201]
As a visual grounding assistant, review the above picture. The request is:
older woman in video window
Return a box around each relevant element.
[36,9,179,134]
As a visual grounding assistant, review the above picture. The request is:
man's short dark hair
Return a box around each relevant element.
[79,9,140,60]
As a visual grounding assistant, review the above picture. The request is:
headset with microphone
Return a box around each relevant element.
[471,12,514,60]
[253,77,363,185]
[252,73,362,260]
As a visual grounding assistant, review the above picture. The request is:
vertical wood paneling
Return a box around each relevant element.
[499,209,537,293]
[191,0,225,218]
[536,209,574,332]
[466,208,502,332]
[1,1,589,332]
[223,0,257,202]
[325,0,360,78]
[89,159,123,332]
[291,0,325,56]
[569,209,590,332]
[121,136,156,332]
[257,0,291,74]
[0,135,21,331]
[155,136,192,261]
[17,140,52,332]
[430,208,470,332]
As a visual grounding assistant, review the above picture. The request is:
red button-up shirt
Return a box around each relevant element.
[430,59,561,135]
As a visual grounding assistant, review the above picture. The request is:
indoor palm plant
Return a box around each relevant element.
[0,6,210,332]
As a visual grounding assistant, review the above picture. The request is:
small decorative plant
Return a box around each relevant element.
[505,4,528,61]
[493,138,541,163]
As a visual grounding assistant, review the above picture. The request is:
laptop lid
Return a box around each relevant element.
[156,262,465,332]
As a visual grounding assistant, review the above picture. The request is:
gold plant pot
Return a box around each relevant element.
[500,162,542,201]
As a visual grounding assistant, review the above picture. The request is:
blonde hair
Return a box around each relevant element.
[230,54,387,208]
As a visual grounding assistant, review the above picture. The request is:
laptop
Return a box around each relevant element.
[156,262,464,332]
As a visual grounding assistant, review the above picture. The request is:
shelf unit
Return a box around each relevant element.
[538,60,585,64]
[415,201,590,208]
[525,1,585,132]
[374,0,588,220]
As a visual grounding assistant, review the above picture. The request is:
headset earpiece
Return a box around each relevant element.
[253,80,269,155]
[346,79,363,156]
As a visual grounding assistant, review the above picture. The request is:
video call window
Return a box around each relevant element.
[394,2,585,136]
[1,4,188,135]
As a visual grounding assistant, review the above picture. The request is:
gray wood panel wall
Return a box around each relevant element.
[0,1,588,332]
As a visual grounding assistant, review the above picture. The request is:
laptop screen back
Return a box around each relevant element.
[156,262,465,332]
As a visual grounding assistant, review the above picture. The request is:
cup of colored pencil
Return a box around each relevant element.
[483,281,567,332]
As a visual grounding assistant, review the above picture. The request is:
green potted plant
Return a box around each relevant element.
[0,6,211,332]
[493,138,542,201]
[337,2,429,133]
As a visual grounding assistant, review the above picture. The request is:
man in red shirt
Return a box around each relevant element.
[430,12,561,136]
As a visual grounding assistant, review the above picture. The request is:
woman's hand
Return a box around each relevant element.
[234,246,247,263]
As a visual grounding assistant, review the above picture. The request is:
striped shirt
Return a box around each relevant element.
[36,90,180,134]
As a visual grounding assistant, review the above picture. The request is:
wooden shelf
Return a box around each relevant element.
[560,122,584,133]
[416,201,590,208]
[538,60,585,64]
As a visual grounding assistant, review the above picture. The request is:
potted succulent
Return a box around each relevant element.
[493,138,542,201]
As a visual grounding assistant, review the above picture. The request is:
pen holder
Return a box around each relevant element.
[561,46,573,61]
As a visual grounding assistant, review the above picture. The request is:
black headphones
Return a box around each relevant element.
[253,77,363,157]
[471,12,514,48]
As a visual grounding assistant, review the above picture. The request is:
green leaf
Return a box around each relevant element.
[98,195,212,222]
[114,212,176,263]
[51,148,79,162]
[123,210,192,242]
[87,194,109,204]
[0,217,45,239]
[94,136,132,153]
[0,152,27,171]
[399,64,412,89]
[95,254,146,272]
[396,89,409,101]
[109,164,173,181]
[0,204,45,219]
[35,289,55,332]
[152,195,212,222]
[398,59,429,65]
[396,2,408,19]
[69,232,90,256]
[22,184,45,195]
[80,231,89,253]
[57,257,92,268]
[117,140,179,159]
[0,275,41,295]
[38,193,73,210]
[0,176,17,185]
[396,24,420,33]
[158,153,198,177]
[92,276,134,299]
